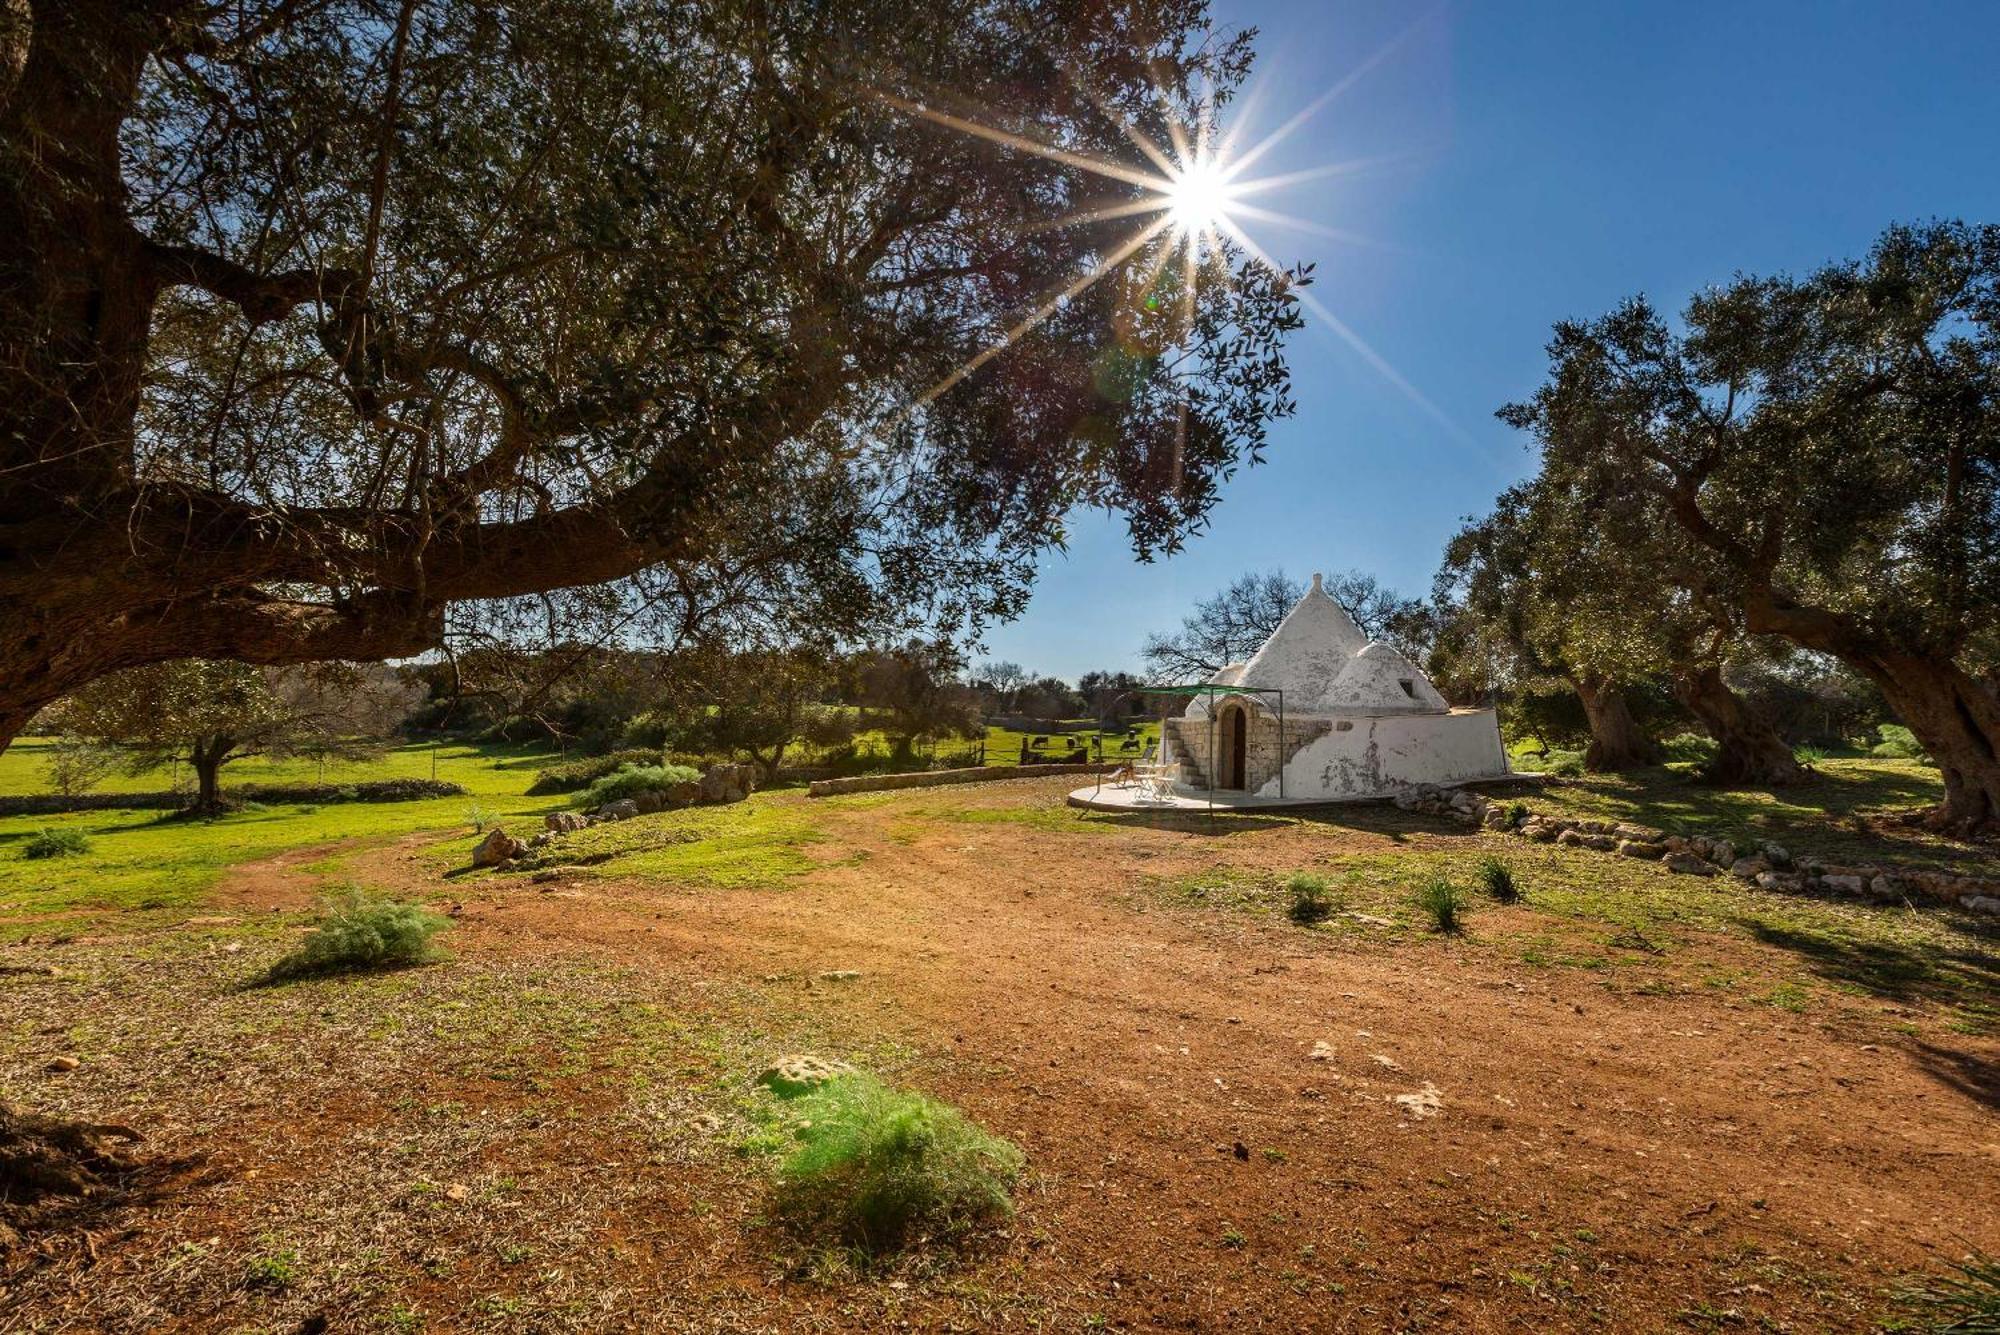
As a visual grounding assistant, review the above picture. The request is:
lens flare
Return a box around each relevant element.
[1165,155,1237,235]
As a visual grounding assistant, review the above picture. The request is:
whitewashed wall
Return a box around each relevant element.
[1257,709,1508,799]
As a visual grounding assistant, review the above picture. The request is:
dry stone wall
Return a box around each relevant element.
[1393,784,2000,917]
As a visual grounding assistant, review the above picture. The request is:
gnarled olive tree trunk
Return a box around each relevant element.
[1571,674,1661,772]
[1860,652,2000,835]
[1671,663,1807,787]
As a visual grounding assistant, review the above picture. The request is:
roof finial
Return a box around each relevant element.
[1310,571,1324,593]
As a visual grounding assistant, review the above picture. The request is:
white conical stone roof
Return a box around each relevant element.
[1236,573,1369,709]
[1321,640,1450,713]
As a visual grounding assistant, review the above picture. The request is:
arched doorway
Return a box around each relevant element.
[1220,703,1248,790]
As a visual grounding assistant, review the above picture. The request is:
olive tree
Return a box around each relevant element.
[1502,223,2000,829]
[0,0,1303,745]
[58,660,419,811]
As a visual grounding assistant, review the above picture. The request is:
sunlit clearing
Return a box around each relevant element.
[1166,157,1237,234]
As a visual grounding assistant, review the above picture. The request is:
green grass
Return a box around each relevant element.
[1478,856,1521,904]
[0,742,561,936]
[1414,876,1470,933]
[1285,872,1337,925]
[769,1072,1024,1252]
[0,735,554,799]
[21,827,90,859]
[1891,1251,2000,1332]
[263,890,451,982]
[501,791,827,888]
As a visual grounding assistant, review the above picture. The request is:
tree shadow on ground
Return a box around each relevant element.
[1908,1041,2000,1112]
[1740,916,2000,1006]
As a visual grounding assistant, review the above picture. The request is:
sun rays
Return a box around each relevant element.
[868,12,1460,446]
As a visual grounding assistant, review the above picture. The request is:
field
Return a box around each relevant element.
[2,750,1997,1331]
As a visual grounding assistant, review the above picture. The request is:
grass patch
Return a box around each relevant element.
[263,890,451,982]
[1892,1251,2000,1332]
[1414,876,1470,934]
[1285,872,1337,926]
[1478,856,1521,904]
[21,827,90,859]
[518,792,824,887]
[771,1072,1024,1252]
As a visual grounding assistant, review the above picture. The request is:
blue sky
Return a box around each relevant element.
[975,0,2000,681]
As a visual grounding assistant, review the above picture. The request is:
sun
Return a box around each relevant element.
[1164,155,1237,234]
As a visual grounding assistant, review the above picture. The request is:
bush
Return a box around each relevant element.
[772,1073,1024,1251]
[1414,876,1469,933]
[524,749,662,796]
[21,827,90,859]
[1871,724,1927,760]
[1894,1251,2000,1332]
[263,891,450,981]
[1285,872,1337,926]
[578,762,701,809]
[1476,856,1519,904]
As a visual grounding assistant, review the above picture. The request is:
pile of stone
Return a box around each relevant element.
[471,762,760,871]
[1390,784,1999,917]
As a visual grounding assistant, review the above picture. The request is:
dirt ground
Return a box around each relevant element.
[5,776,1998,1332]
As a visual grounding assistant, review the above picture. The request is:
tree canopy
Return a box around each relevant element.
[1498,221,1999,825]
[0,0,1304,744]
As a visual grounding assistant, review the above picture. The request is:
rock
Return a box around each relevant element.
[1729,855,1770,880]
[545,811,590,834]
[758,1054,854,1098]
[1867,875,1906,903]
[633,790,665,815]
[1617,840,1666,860]
[598,799,639,822]
[1708,841,1737,869]
[1579,834,1617,852]
[1614,823,1667,844]
[700,763,757,805]
[444,1183,469,1202]
[1664,851,1719,877]
[1964,895,2000,917]
[1524,823,1558,843]
[1755,871,1805,893]
[472,827,524,868]
[1820,873,1867,896]
[1663,835,1690,854]
[46,1055,79,1073]
[527,832,552,849]
[1308,1040,1336,1061]
[817,969,862,982]
[1389,1082,1444,1119]
[1762,842,1792,869]
[668,780,703,806]
[1483,809,1512,830]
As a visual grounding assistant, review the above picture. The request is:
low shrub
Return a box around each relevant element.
[1285,872,1337,926]
[524,749,663,796]
[1506,801,1530,825]
[466,802,495,833]
[21,827,90,859]
[1414,876,1469,933]
[1893,1251,2000,1332]
[772,1073,1024,1251]
[1476,856,1520,904]
[263,891,450,982]
[579,762,701,809]
[1871,724,1927,761]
